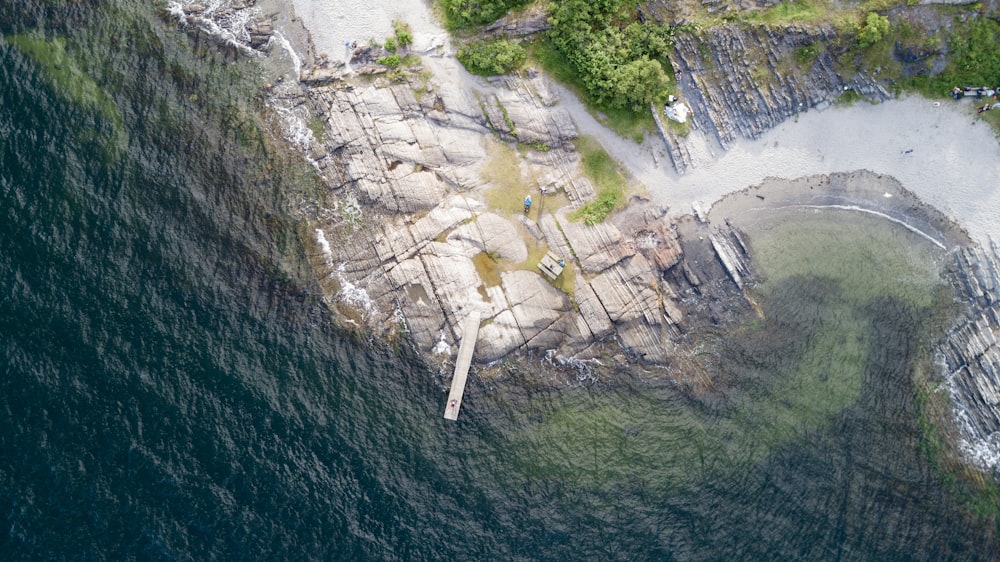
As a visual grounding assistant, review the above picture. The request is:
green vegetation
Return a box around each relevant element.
[857,11,890,48]
[836,88,865,105]
[890,16,1000,103]
[745,0,823,24]
[547,0,675,112]
[440,0,531,29]
[571,136,626,225]
[308,116,326,143]
[8,34,127,158]
[528,38,652,142]
[794,43,820,66]
[393,20,413,48]
[456,39,527,76]
[497,97,515,134]
[384,36,397,52]
[938,17,1000,88]
[377,54,401,68]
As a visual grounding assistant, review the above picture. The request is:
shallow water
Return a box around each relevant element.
[1,2,998,560]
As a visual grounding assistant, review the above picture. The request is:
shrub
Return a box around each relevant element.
[377,54,401,68]
[857,12,890,48]
[573,187,623,225]
[571,135,626,224]
[384,37,397,52]
[440,0,531,29]
[393,20,413,48]
[456,40,527,76]
[794,43,819,66]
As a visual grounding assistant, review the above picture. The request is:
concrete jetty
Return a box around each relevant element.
[444,311,481,421]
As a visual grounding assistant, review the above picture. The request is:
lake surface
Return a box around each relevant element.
[1,2,997,559]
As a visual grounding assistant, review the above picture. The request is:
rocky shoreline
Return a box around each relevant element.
[943,243,1000,469]
[164,0,1000,468]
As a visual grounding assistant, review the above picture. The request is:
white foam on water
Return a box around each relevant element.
[166,0,261,57]
[951,398,1000,469]
[270,30,302,81]
[314,228,333,267]
[333,195,362,228]
[791,204,947,250]
[166,2,187,24]
[393,307,409,334]
[431,331,451,355]
[269,100,314,151]
[334,263,377,318]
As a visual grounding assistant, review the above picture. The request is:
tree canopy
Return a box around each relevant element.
[547,0,674,110]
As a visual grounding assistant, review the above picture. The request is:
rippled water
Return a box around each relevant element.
[1,2,998,560]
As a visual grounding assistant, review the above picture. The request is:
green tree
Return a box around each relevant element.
[441,0,531,29]
[857,12,890,48]
[456,40,527,76]
[611,58,667,110]
[546,0,673,111]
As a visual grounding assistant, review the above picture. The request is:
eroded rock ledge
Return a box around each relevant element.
[645,18,891,174]
[943,244,1000,469]
[291,69,692,366]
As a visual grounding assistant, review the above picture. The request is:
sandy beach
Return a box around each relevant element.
[285,0,1000,245]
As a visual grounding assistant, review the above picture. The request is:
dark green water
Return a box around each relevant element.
[1,2,998,560]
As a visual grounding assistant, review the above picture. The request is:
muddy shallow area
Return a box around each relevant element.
[706,170,972,250]
[660,170,972,390]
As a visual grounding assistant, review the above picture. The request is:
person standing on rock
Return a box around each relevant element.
[524,195,532,214]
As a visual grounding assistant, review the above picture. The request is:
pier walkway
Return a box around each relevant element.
[444,311,480,421]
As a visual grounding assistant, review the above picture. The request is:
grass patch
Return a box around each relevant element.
[667,116,691,136]
[836,88,866,105]
[518,235,576,297]
[746,0,824,24]
[571,136,627,225]
[527,37,653,143]
[482,140,533,215]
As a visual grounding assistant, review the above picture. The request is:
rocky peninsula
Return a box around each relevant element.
[165,0,1000,468]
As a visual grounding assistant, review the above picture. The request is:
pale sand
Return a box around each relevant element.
[555,89,1000,245]
[288,1,1000,244]
[651,97,1000,244]
[288,0,444,63]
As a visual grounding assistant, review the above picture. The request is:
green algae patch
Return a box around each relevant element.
[8,34,127,159]
[506,207,952,495]
[472,251,503,288]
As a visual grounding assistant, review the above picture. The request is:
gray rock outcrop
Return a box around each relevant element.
[942,243,1000,468]
[645,22,890,173]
